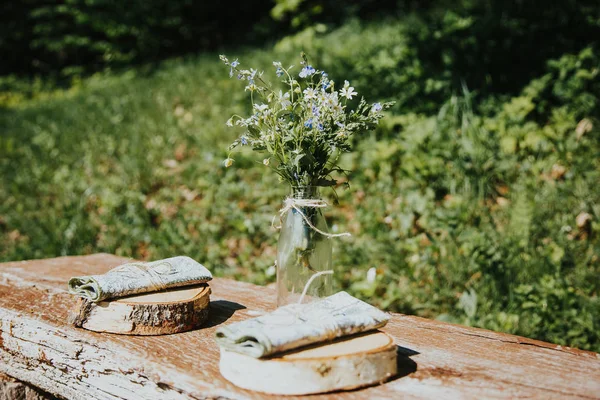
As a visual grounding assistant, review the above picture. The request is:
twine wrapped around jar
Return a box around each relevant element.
[274,197,351,239]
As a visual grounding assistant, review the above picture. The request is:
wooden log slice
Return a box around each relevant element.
[219,331,397,395]
[68,284,210,335]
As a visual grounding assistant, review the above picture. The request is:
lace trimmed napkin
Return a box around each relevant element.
[215,291,389,358]
[68,256,212,302]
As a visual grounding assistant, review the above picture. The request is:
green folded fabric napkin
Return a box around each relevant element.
[215,291,389,358]
[68,256,212,302]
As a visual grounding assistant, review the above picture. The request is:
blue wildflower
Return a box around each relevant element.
[241,136,248,145]
[322,72,328,78]
[229,59,239,78]
[312,105,320,117]
[276,68,284,77]
[249,69,257,80]
[304,118,313,129]
[317,123,324,131]
[294,172,299,181]
[237,73,243,80]
[299,65,316,78]
[371,102,383,112]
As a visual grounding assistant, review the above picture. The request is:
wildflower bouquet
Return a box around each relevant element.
[220,53,393,306]
[219,53,393,188]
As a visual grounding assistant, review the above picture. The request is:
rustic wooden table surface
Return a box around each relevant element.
[0,254,599,399]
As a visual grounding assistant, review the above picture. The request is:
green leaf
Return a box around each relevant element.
[247,125,261,137]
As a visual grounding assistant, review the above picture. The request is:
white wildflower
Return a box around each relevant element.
[366,267,377,283]
[324,92,339,109]
[277,90,291,108]
[303,88,317,101]
[340,81,357,100]
[254,103,269,113]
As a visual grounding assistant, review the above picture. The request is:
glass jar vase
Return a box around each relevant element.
[276,186,334,306]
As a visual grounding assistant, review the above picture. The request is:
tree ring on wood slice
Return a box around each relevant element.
[68,284,211,335]
[219,331,397,395]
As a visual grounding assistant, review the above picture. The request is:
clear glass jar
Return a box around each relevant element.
[276,186,333,306]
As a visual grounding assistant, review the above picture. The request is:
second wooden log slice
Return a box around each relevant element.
[68,284,210,335]
[219,331,398,395]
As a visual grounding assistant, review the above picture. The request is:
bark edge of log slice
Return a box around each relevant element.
[219,331,398,395]
[68,284,211,335]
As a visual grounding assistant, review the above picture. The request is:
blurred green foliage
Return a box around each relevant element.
[274,0,600,113]
[3,0,599,87]
[1,4,599,351]
[0,0,274,76]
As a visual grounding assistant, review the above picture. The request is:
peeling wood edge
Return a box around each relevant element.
[0,372,57,400]
[0,307,240,400]
[68,299,94,327]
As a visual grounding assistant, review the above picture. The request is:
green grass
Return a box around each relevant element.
[1,21,599,351]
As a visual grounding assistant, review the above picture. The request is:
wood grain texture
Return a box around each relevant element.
[68,285,211,335]
[0,254,599,399]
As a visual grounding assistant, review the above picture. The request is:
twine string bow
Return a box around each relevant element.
[273,197,352,238]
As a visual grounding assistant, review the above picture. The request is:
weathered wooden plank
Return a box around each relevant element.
[0,254,599,399]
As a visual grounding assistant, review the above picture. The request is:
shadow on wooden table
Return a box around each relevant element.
[204,300,246,328]
[394,345,419,379]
